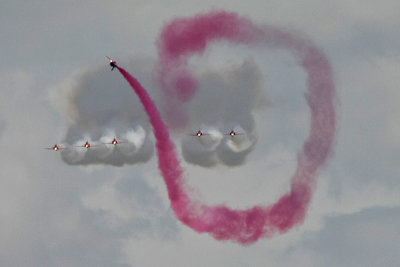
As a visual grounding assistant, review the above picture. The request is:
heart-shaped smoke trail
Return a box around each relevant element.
[117,10,336,245]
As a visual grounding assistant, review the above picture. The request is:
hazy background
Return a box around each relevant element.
[1,1,399,266]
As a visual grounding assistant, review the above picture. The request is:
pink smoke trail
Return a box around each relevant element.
[117,11,335,245]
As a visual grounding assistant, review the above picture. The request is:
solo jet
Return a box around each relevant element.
[106,56,117,71]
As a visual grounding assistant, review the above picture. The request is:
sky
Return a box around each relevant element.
[1,1,400,266]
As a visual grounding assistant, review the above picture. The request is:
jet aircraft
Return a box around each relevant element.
[190,130,210,137]
[43,144,65,151]
[76,141,93,149]
[106,56,117,71]
[104,138,128,146]
[226,130,244,137]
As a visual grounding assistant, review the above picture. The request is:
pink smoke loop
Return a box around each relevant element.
[119,11,336,245]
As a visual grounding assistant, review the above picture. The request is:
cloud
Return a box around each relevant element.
[50,57,158,166]
[60,126,154,166]
[305,206,400,267]
[179,59,266,166]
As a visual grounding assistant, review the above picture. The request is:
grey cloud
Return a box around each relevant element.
[63,57,156,132]
[181,59,265,128]
[181,135,220,167]
[179,60,265,166]
[57,57,158,166]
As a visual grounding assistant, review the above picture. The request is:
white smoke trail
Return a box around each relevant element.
[60,128,153,166]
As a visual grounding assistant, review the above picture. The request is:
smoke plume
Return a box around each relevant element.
[113,11,336,244]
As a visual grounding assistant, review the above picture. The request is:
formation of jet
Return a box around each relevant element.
[189,130,245,137]
[46,130,245,152]
[44,138,130,151]
[107,56,117,71]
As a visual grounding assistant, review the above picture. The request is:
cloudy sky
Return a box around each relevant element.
[1,1,400,266]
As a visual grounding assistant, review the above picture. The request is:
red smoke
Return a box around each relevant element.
[117,10,336,244]
[157,12,262,127]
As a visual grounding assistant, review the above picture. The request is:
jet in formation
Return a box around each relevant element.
[75,141,93,149]
[226,130,244,137]
[190,130,210,137]
[43,144,65,151]
[104,137,129,146]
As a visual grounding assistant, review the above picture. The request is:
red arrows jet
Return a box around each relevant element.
[190,130,210,137]
[43,144,65,151]
[106,56,117,71]
[226,130,244,137]
[104,138,128,146]
[75,141,93,149]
